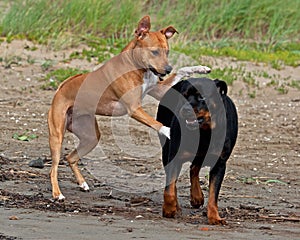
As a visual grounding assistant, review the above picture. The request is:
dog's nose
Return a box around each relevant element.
[165,65,173,74]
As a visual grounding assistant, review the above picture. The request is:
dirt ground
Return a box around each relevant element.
[0,40,299,240]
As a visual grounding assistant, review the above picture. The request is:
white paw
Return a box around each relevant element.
[172,65,211,86]
[79,182,90,191]
[177,65,211,75]
[58,194,65,201]
[159,126,170,139]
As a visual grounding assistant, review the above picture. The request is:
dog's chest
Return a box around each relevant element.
[142,71,158,98]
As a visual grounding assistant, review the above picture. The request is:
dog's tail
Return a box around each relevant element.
[214,79,228,95]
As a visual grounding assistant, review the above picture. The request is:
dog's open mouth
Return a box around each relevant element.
[185,118,204,130]
[149,65,166,79]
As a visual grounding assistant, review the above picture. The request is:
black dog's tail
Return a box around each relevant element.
[214,79,228,95]
[214,79,238,153]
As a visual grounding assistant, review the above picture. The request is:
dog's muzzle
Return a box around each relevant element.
[149,65,173,79]
[180,104,208,131]
[185,117,205,130]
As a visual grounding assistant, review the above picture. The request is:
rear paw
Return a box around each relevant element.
[190,198,204,209]
[208,217,226,225]
[163,204,181,218]
[79,182,90,191]
[163,209,176,218]
[53,193,65,202]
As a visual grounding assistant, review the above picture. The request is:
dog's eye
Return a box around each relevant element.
[151,50,159,56]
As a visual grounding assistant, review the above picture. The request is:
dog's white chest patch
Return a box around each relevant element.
[142,70,158,98]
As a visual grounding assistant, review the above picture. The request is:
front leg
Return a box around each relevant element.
[147,65,211,100]
[129,106,169,139]
[147,81,172,100]
[120,86,170,138]
[163,181,181,218]
[161,65,211,86]
[163,139,183,218]
[190,165,204,208]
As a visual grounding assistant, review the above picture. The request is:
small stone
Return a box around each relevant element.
[28,158,45,169]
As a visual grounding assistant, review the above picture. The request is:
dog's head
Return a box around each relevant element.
[126,16,178,78]
[178,78,228,131]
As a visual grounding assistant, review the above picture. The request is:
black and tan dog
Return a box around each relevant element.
[156,77,238,225]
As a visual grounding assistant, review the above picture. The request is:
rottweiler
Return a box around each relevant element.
[156,77,238,225]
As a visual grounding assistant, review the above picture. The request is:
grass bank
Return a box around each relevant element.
[1,0,300,67]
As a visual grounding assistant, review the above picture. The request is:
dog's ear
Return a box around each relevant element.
[214,79,228,95]
[135,15,151,40]
[160,26,178,39]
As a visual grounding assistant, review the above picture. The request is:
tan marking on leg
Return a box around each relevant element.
[163,181,180,218]
[207,179,226,225]
[190,165,204,208]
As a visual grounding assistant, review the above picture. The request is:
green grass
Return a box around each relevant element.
[1,0,141,45]
[1,1,299,54]
[1,0,300,91]
[289,80,300,90]
[68,37,127,63]
[206,65,257,86]
[13,131,38,141]
[42,67,89,90]
[206,67,238,85]
[149,0,300,45]
[174,41,300,67]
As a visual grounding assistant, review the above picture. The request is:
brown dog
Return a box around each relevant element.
[48,16,210,200]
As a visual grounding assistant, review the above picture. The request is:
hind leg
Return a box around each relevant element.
[162,156,183,218]
[48,107,66,200]
[66,114,100,191]
[207,161,226,225]
[163,181,181,218]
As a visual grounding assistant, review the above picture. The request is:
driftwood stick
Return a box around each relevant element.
[259,215,300,222]
[226,195,261,199]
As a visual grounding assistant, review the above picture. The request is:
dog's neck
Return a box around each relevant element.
[142,70,159,97]
[121,38,138,52]
[122,40,159,96]
[120,39,146,71]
